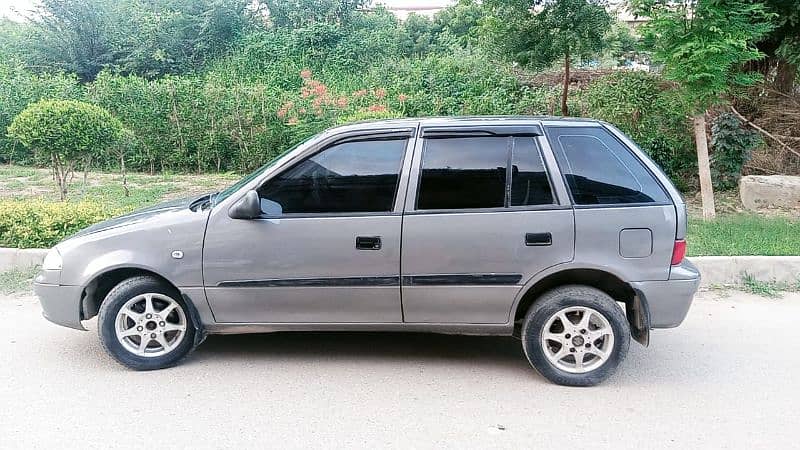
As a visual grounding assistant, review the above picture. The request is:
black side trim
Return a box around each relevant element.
[217,276,400,288]
[403,274,522,286]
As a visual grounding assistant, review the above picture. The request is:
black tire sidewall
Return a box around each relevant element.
[522,286,630,387]
[98,276,196,370]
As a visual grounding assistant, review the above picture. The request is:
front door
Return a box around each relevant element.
[400,129,575,324]
[203,134,413,323]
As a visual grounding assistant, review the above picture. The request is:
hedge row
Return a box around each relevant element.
[0,200,116,249]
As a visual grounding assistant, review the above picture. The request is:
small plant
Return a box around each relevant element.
[710,112,762,190]
[7,100,124,200]
[739,272,796,298]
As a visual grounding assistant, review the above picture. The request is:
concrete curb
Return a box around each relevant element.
[690,256,800,287]
[0,247,797,286]
[0,248,49,272]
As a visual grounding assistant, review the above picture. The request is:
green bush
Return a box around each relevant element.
[585,71,695,185]
[0,63,83,164]
[7,99,124,200]
[0,200,116,248]
[710,112,761,190]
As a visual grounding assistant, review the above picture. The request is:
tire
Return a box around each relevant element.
[98,276,196,370]
[521,285,630,387]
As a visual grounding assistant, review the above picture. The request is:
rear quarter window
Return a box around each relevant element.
[546,126,669,205]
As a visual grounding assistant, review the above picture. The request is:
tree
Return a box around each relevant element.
[262,0,367,29]
[483,0,611,116]
[25,0,250,81]
[633,0,774,219]
[750,0,800,92]
[27,0,116,82]
[7,100,123,200]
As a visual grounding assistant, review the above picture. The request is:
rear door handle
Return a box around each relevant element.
[525,232,552,246]
[356,236,382,250]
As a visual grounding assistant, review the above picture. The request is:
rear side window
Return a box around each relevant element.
[547,126,669,205]
[416,136,554,210]
[510,137,554,206]
[417,137,507,210]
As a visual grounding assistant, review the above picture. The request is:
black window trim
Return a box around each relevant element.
[254,129,415,219]
[412,132,559,214]
[543,125,672,208]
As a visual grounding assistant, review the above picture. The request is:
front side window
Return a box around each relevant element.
[547,126,669,205]
[258,138,407,215]
[416,136,555,210]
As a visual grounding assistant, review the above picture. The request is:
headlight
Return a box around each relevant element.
[42,249,62,270]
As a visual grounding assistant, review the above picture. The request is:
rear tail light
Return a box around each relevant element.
[671,239,686,265]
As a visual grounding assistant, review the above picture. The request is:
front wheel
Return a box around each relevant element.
[98,276,196,370]
[521,285,630,386]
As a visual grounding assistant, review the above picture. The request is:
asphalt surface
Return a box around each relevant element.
[1,289,798,449]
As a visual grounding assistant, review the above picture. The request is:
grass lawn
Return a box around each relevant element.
[0,164,238,211]
[687,214,800,256]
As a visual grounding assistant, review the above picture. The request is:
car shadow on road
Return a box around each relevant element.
[193,331,530,370]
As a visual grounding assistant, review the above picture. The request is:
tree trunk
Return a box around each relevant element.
[693,113,716,220]
[120,152,129,198]
[775,59,797,93]
[561,51,570,117]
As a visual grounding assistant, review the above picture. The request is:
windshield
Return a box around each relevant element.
[212,140,309,205]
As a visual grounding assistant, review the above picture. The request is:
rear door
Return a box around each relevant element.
[400,125,575,324]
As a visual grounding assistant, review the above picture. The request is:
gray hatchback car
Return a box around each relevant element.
[34,116,699,386]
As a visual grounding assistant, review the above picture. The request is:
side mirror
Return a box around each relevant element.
[228,190,261,219]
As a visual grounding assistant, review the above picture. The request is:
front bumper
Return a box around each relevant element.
[630,259,701,329]
[33,274,86,331]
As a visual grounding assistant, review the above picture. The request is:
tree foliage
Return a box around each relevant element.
[7,100,123,199]
[483,0,611,69]
[633,0,775,111]
[25,0,251,81]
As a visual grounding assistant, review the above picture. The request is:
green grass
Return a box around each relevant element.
[687,214,800,256]
[0,265,39,295]
[1,164,238,212]
[739,273,800,298]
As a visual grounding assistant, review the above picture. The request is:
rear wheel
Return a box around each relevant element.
[521,285,630,386]
[98,276,196,370]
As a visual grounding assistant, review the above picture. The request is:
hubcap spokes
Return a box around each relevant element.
[541,306,614,374]
[115,293,187,358]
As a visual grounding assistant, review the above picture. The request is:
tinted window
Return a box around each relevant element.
[548,127,669,205]
[258,138,407,214]
[510,137,554,206]
[417,137,508,210]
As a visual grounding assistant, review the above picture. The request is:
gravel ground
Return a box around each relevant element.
[1,289,798,449]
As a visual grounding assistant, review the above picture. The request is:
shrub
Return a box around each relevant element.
[0,63,83,164]
[710,112,762,190]
[0,200,116,248]
[7,100,124,200]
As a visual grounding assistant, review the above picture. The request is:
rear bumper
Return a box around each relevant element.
[33,281,86,331]
[631,259,701,329]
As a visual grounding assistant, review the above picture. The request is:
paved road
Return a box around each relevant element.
[1,289,798,449]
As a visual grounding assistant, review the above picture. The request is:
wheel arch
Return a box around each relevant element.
[80,266,178,322]
[512,267,650,346]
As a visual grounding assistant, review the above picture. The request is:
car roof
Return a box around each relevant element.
[326,115,604,135]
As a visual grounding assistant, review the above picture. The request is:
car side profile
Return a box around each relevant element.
[34,116,700,386]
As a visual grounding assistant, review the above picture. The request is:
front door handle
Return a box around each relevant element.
[525,232,552,246]
[356,236,382,250]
